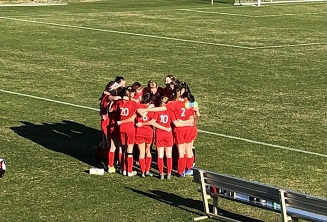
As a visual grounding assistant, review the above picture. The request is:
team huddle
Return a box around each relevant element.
[95,75,200,179]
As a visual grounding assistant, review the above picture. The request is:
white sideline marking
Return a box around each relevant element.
[0,16,254,50]
[253,42,326,49]
[178,9,326,17]
[198,129,327,158]
[0,89,98,111]
[1,88,326,158]
[0,16,324,50]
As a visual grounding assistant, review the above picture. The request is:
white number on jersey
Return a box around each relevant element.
[181,108,186,117]
[159,114,169,124]
[120,108,129,116]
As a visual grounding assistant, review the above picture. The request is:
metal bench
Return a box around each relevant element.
[193,168,327,222]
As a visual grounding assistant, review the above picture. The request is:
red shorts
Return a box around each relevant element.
[120,131,135,145]
[155,131,173,147]
[135,135,153,145]
[101,116,110,135]
[173,128,193,145]
[190,125,198,141]
[155,137,173,148]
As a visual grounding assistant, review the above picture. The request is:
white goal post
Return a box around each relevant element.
[233,0,327,6]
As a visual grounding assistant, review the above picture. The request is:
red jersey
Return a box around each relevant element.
[100,94,110,116]
[153,110,175,137]
[112,99,137,133]
[109,100,119,126]
[173,99,193,121]
[165,100,176,112]
[135,104,155,137]
[132,89,146,104]
[168,99,193,132]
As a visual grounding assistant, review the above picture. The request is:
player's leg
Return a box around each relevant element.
[185,142,194,176]
[138,142,146,177]
[156,146,164,179]
[144,142,153,176]
[177,143,186,177]
[126,132,137,177]
[165,145,173,179]
[107,136,117,173]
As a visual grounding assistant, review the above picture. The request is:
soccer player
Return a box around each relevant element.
[131,82,145,103]
[111,87,137,177]
[180,91,199,175]
[95,81,116,163]
[169,87,194,177]
[163,74,176,98]
[115,76,126,88]
[152,96,174,180]
[135,93,156,177]
[107,87,124,173]
[147,80,164,107]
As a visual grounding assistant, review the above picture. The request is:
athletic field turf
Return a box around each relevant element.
[0,0,326,221]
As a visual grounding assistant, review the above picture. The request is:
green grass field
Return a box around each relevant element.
[0,0,326,221]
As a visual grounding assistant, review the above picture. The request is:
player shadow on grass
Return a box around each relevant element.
[126,187,263,222]
[10,120,101,166]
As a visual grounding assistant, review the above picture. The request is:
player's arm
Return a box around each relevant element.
[137,106,167,116]
[151,121,172,132]
[108,101,115,113]
[193,106,200,117]
[131,98,139,103]
[102,91,121,102]
[173,116,194,127]
[117,114,136,125]
[108,96,122,101]
[176,116,194,124]
[136,118,156,128]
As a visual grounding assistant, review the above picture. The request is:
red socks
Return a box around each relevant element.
[157,158,164,174]
[178,156,186,175]
[127,155,133,173]
[139,158,145,173]
[108,151,115,167]
[145,156,152,172]
[186,156,194,170]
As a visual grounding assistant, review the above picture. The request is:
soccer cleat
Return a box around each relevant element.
[179,172,185,178]
[167,174,171,180]
[141,173,146,178]
[108,167,116,173]
[160,174,165,180]
[185,169,193,176]
[127,171,137,177]
[122,170,127,176]
[145,172,153,177]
